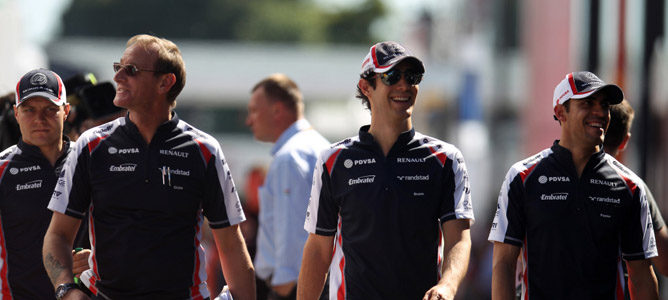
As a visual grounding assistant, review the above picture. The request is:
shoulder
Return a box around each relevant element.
[76,117,125,151]
[601,153,645,192]
[0,145,20,165]
[413,132,464,159]
[506,147,553,183]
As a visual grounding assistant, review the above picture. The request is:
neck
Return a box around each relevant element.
[128,108,172,144]
[368,118,412,156]
[558,139,599,177]
[36,139,65,167]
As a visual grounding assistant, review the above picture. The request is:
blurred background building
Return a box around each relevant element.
[1,0,667,298]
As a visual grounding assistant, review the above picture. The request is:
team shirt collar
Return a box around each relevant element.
[550,140,606,172]
[17,136,71,163]
[358,125,416,154]
[271,118,312,156]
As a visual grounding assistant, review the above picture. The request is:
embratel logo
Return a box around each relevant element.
[348,175,375,186]
[16,180,42,191]
[540,193,568,201]
[109,164,137,172]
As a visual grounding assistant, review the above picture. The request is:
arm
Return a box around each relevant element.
[491,242,521,300]
[297,233,334,300]
[651,226,668,275]
[212,224,256,300]
[423,219,471,300]
[42,211,88,299]
[626,259,658,300]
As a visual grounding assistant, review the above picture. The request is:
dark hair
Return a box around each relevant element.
[127,34,186,104]
[355,74,376,110]
[604,99,634,152]
[252,73,303,115]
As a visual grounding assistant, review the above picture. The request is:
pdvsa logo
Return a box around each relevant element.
[348,175,375,185]
[343,158,376,168]
[108,147,140,155]
[538,175,570,184]
[109,164,137,172]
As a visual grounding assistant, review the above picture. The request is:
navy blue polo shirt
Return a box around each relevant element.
[49,114,244,299]
[304,126,474,300]
[489,141,657,299]
[0,139,70,299]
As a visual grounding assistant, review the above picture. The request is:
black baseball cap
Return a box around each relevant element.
[15,68,67,107]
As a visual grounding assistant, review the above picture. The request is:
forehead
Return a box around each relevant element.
[120,43,157,66]
[19,97,59,108]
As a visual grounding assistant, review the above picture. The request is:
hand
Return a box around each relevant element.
[71,249,91,276]
[62,288,90,300]
[423,284,455,300]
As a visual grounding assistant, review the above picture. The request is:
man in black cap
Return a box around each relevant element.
[0,68,88,298]
[489,71,659,299]
[298,41,474,300]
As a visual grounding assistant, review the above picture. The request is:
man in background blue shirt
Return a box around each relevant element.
[246,73,329,300]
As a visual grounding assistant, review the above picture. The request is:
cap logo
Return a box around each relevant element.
[29,73,48,86]
[376,43,406,66]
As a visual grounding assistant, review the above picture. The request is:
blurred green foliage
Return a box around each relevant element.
[62,0,386,44]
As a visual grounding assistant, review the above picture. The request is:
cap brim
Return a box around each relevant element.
[570,84,623,105]
[18,92,66,107]
[376,56,425,74]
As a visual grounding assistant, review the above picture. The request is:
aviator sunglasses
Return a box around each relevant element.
[378,69,423,86]
[113,63,166,76]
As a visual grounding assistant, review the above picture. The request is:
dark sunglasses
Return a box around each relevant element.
[113,63,165,76]
[378,69,423,86]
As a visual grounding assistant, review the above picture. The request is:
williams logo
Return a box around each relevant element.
[16,180,42,191]
[160,149,189,158]
[109,164,137,172]
[348,175,375,185]
[540,193,568,201]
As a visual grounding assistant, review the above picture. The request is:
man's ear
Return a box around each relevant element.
[358,78,372,97]
[619,132,631,152]
[159,73,176,95]
[554,104,566,123]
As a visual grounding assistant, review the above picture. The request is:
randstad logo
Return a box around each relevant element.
[16,180,42,191]
[109,163,137,172]
[348,175,375,185]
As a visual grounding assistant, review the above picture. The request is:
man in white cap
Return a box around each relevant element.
[489,71,659,299]
[298,41,474,300]
[0,68,88,298]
